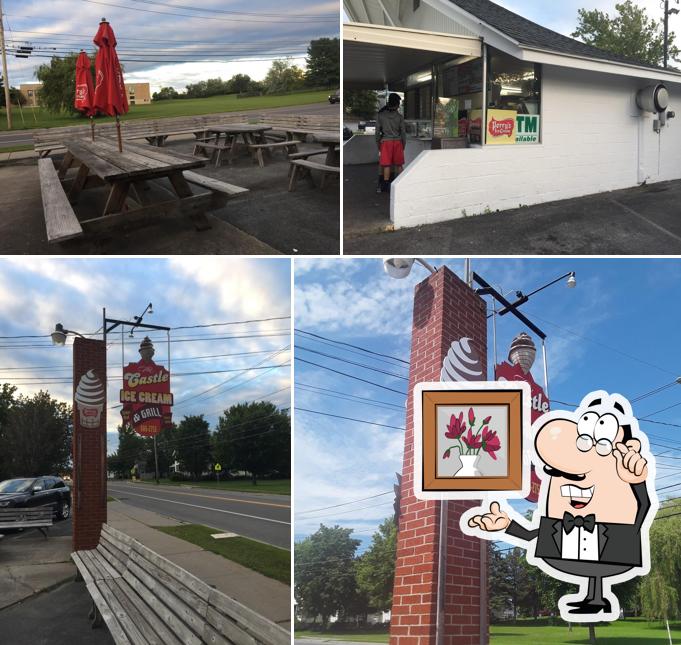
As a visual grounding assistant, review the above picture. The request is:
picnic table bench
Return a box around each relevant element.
[39,138,248,243]
[0,506,54,537]
[72,524,290,645]
[287,130,340,191]
[33,113,340,157]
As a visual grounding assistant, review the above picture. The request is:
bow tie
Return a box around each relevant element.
[562,512,596,534]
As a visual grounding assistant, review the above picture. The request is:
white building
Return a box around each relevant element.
[343,0,681,229]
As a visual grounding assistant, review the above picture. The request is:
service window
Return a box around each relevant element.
[486,47,542,145]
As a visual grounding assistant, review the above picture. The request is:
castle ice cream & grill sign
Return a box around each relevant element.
[120,358,173,437]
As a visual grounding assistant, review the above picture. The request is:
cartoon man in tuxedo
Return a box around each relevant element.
[467,392,655,619]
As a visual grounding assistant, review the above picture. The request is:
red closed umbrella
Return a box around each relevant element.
[93,18,128,152]
[74,50,96,141]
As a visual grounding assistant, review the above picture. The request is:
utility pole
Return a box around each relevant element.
[0,0,12,129]
[664,0,680,69]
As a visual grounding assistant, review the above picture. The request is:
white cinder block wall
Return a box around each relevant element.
[391,65,681,228]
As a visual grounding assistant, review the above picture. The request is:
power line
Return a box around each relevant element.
[522,308,677,377]
[295,357,406,396]
[295,407,404,431]
[296,491,394,516]
[100,0,336,19]
[296,384,404,412]
[77,0,338,24]
[295,329,409,365]
[296,345,409,381]
[0,316,291,340]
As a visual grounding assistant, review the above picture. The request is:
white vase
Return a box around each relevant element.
[456,454,481,477]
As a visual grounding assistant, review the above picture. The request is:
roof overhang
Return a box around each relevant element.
[519,46,681,85]
[426,0,681,84]
[344,22,482,90]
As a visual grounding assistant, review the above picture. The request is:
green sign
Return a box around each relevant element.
[516,115,540,144]
[214,463,222,472]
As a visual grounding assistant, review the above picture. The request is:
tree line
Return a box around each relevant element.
[0,384,72,481]
[32,37,338,114]
[295,518,397,628]
[295,504,681,628]
[154,39,339,101]
[108,400,290,484]
[0,384,289,486]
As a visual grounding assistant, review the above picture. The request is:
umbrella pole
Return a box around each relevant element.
[116,114,122,152]
[90,116,95,142]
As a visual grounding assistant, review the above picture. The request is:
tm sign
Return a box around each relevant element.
[516,114,540,143]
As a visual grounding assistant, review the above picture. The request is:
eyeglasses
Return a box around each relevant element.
[576,434,612,456]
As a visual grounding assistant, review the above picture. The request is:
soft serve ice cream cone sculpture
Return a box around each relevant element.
[75,370,105,428]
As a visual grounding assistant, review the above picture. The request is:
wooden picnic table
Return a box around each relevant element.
[312,131,340,166]
[55,138,246,235]
[203,123,272,161]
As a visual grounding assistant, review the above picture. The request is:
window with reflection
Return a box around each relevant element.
[486,47,541,145]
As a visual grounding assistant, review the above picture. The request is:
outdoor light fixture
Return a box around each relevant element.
[497,271,577,316]
[384,258,438,279]
[50,323,86,345]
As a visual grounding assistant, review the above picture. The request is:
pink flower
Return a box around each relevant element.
[468,407,476,426]
[482,415,492,425]
[481,427,501,460]
[445,412,466,439]
[443,448,452,459]
[462,428,482,450]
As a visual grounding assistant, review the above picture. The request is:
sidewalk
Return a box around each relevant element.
[107,500,291,629]
[0,150,36,162]
[0,520,75,611]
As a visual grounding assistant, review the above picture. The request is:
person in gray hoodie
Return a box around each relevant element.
[376,93,407,193]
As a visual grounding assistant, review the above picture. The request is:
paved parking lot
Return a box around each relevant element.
[344,164,681,255]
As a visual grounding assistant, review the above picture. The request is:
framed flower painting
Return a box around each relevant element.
[414,383,531,497]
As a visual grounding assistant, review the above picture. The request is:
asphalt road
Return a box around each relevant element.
[0,101,338,149]
[107,481,290,550]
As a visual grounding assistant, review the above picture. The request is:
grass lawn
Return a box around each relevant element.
[137,478,290,495]
[0,90,331,132]
[296,619,681,643]
[0,144,33,153]
[296,631,389,642]
[155,523,290,585]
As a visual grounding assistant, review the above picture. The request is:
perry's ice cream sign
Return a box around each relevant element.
[486,110,541,145]
[120,339,173,437]
[486,109,516,145]
[75,369,105,428]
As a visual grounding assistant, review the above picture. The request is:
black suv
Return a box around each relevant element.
[0,476,71,520]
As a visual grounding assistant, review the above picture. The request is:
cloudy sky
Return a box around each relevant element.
[5,0,339,90]
[294,258,681,550]
[0,257,291,455]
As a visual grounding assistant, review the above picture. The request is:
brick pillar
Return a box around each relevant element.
[72,337,107,551]
[390,267,488,645]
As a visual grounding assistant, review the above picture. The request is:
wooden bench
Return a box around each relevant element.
[192,140,233,167]
[32,113,339,156]
[288,158,340,191]
[38,158,84,243]
[0,506,54,537]
[248,140,301,168]
[72,524,289,645]
[184,171,249,199]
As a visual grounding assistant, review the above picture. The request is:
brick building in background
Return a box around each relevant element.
[390,267,488,645]
[19,82,151,107]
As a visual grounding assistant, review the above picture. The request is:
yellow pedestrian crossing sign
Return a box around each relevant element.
[214,463,222,472]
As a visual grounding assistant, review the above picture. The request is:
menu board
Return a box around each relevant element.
[441,59,483,97]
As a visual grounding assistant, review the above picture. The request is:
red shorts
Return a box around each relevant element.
[379,140,405,167]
